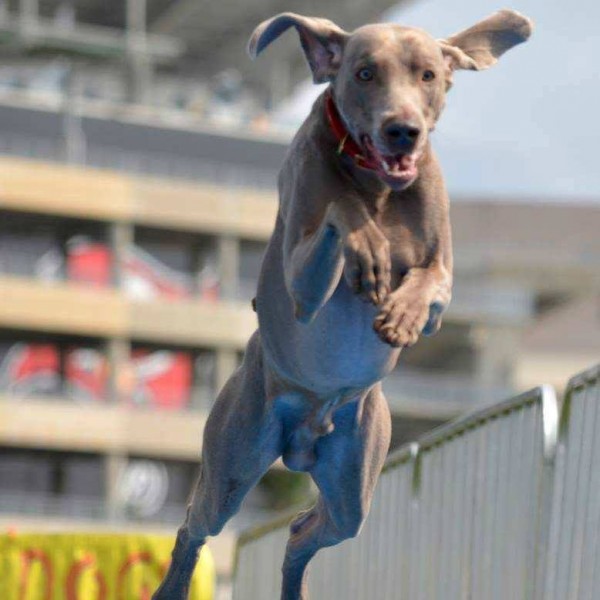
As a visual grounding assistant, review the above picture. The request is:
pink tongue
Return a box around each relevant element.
[398,155,414,170]
[384,154,414,173]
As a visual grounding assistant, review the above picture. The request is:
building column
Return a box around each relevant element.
[109,221,134,288]
[215,234,241,393]
[106,337,131,404]
[215,348,238,394]
[217,234,239,301]
[63,65,86,165]
[126,0,152,104]
[107,221,134,404]
[105,452,127,521]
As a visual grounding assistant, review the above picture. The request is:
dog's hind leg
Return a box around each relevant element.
[280,384,391,600]
[152,331,281,600]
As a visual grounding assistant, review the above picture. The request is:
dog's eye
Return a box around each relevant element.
[422,69,436,82]
[356,67,374,82]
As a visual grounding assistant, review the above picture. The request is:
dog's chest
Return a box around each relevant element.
[375,203,433,275]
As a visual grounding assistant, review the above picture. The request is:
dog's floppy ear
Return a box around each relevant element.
[248,12,349,84]
[439,9,533,72]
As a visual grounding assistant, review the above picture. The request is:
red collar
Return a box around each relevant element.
[324,90,377,171]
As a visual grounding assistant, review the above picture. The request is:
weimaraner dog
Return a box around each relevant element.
[154,9,532,600]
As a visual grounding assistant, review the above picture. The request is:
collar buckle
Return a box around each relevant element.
[336,134,348,156]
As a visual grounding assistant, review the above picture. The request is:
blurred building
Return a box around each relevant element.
[0,103,283,578]
[0,0,598,588]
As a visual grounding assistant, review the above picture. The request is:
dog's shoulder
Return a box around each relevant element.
[278,110,348,215]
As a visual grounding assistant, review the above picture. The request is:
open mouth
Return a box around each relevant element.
[361,135,419,186]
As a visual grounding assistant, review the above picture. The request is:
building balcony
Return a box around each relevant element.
[0,274,256,349]
[0,394,207,460]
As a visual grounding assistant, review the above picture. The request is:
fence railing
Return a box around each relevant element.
[233,364,600,600]
[541,364,600,600]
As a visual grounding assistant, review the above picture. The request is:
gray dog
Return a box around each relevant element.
[153,9,532,600]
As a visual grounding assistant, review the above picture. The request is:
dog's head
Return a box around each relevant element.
[249,11,533,190]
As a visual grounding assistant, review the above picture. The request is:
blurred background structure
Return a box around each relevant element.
[0,0,598,595]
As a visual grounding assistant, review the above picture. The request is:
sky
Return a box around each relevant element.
[273,0,600,202]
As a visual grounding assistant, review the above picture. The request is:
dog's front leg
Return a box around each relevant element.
[373,230,452,348]
[373,264,451,347]
[285,198,391,323]
[286,210,345,323]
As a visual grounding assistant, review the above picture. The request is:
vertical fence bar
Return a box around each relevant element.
[577,372,600,600]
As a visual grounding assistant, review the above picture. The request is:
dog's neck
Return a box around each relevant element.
[312,88,432,207]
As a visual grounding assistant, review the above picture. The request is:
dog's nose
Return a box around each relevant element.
[383,122,421,151]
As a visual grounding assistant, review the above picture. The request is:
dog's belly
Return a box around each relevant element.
[258,275,400,394]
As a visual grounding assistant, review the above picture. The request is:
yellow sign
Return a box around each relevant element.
[0,531,214,600]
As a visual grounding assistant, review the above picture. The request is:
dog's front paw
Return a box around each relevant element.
[373,289,431,347]
[342,221,391,305]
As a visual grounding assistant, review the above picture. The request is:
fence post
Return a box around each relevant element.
[532,384,559,600]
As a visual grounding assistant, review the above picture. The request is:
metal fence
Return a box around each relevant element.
[541,364,600,600]
[232,364,600,599]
